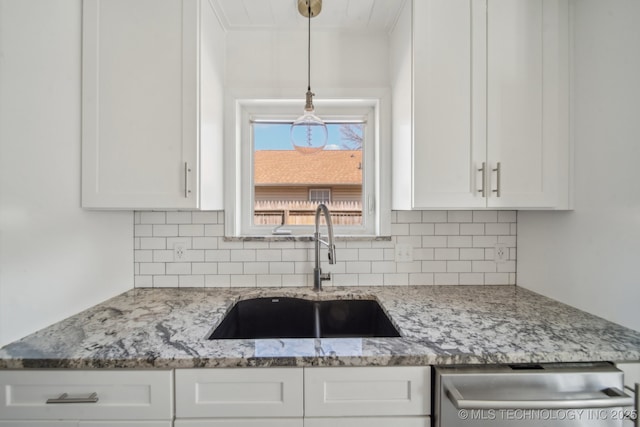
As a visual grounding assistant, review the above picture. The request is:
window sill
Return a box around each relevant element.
[223,235,392,243]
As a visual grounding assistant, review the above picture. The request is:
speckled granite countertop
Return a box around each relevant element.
[1,286,639,369]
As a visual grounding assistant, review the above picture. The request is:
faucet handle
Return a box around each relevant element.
[327,245,336,264]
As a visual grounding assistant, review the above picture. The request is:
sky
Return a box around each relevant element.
[253,123,362,151]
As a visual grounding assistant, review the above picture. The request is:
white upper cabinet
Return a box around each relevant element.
[82,0,225,210]
[392,0,570,210]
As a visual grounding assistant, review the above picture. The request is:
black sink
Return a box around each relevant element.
[208,297,401,339]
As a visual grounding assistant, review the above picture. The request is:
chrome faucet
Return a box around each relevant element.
[313,204,336,291]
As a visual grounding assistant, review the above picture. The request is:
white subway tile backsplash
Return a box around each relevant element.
[498,211,517,223]
[230,249,256,262]
[447,236,473,248]
[166,211,192,224]
[133,210,518,288]
[192,211,219,224]
[422,211,447,222]
[153,275,178,287]
[422,260,447,272]
[140,211,165,224]
[409,223,435,235]
[192,263,218,275]
[485,223,511,236]
[166,262,191,275]
[179,224,204,237]
[434,248,459,260]
[372,261,397,274]
[409,273,434,286]
[346,261,372,274]
[435,223,460,235]
[140,237,166,250]
[447,260,472,273]
[257,274,282,287]
[447,211,473,223]
[180,275,204,287]
[396,210,422,223]
[231,275,256,288]
[218,262,243,275]
[359,248,384,261]
[384,273,409,286]
[134,224,152,237]
[434,273,459,285]
[460,273,484,285]
[270,262,295,274]
[473,210,498,223]
[205,274,230,287]
[139,262,165,275]
[390,223,410,236]
[422,236,448,248]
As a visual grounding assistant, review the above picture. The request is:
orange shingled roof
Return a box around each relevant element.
[254,150,362,186]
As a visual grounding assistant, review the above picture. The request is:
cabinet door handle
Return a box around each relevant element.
[184,162,192,198]
[46,392,99,404]
[477,162,486,197]
[492,162,501,197]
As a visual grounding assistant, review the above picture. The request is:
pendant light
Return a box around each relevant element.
[290,0,327,154]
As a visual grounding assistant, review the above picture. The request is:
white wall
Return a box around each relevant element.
[0,0,133,346]
[518,0,640,332]
[226,29,389,89]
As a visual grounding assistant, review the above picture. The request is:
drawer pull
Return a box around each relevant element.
[46,392,99,404]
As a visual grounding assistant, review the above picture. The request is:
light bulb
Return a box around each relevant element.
[290,109,327,154]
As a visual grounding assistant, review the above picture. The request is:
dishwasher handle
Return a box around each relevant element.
[446,382,635,410]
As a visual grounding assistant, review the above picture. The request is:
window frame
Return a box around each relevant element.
[224,91,391,239]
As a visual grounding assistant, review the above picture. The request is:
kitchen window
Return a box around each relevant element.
[224,94,391,238]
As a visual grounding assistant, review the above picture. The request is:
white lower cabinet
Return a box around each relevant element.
[304,366,431,426]
[0,370,173,426]
[175,366,431,426]
[0,422,171,427]
[304,418,430,427]
[175,368,304,425]
[1,366,431,426]
[175,421,303,427]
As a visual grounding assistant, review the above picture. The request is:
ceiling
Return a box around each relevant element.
[208,0,406,32]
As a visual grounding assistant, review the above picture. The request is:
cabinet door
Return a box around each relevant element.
[0,423,77,427]
[304,366,430,417]
[175,368,304,418]
[175,420,303,427]
[412,0,486,209]
[486,0,569,208]
[82,0,198,209]
[304,417,430,427]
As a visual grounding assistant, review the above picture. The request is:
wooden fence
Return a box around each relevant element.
[254,200,362,226]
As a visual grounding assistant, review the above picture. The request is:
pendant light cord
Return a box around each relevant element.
[307,2,311,92]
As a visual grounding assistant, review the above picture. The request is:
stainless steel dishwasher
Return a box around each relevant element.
[435,362,637,427]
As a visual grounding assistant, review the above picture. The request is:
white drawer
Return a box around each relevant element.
[175,368,304,418]
[304,366,431,417]
[304,417,431,427]
[0,370,173,421]
[0,423,77,427]
[176,420,303,427]
[0,423,172,427]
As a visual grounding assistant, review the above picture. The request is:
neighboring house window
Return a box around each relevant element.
[225,96,390,237]
[309,189,331,203]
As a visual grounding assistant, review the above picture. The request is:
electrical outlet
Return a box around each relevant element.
[494,243,508,263]
[395,244,413,263]
[173,242,187,261]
